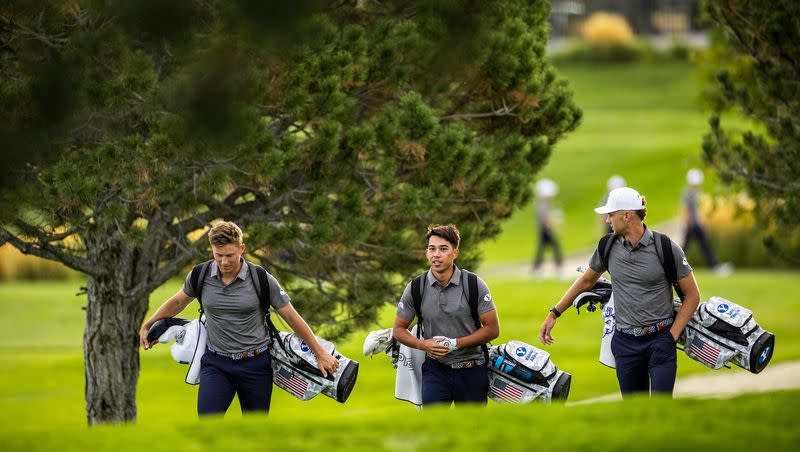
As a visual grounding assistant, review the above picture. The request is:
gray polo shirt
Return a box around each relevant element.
[683,187,700,225]
[588,228,692,329]
[183,259,290,354]
[395,266,496,365]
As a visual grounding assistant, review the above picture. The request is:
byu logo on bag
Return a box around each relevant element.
[516,346,527,357]
[716,303,730,314]
[300,341,311,353]
[759,346,772,364]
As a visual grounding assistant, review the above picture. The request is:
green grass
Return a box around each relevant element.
[3,391,798,451]
[1,269,797,449]
[479,61,712,264]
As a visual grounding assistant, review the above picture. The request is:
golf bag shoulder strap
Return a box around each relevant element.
[461,269,481,330]
[598,233,615,271]
[652,231,685,301]
[248,262,280,335]
[190,260,212,314]
[410,272,426,339]
[461,269,489,362]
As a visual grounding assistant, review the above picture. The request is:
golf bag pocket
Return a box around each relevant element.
[487,341,571,403]
[270,332,358,403]
[496,340,556,386]
[488,371,541,404]
[699,297,757,346]
[683,327,736,370]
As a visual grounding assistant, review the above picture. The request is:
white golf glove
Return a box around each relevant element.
[435,336,458,352]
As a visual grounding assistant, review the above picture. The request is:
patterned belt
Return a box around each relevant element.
[207,345,269,360]
[616,317,674,337]
[449,358,486,369]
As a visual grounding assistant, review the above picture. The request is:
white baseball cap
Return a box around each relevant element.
[607,175,626,191]
[535,178,558,198]
[594,187,644,214]
[686,168,704,185]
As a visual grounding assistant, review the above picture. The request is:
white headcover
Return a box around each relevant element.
[363,328,393,356]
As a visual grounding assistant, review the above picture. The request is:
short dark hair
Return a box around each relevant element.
[634,195,647,220]
[425,224,460,249]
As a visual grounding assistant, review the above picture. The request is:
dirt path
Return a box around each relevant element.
[567,360,800,405]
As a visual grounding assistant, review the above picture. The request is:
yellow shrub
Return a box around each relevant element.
[0,244,75,280]
[581,12,635,48]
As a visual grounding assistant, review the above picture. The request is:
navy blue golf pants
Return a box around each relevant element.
[611,328,677,397]
[197,350,273,416]
[421,356,489,407]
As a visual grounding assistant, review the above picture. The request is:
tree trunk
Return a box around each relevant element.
[83,274,149,425]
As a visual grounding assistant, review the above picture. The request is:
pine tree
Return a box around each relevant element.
[0,1,580,423]
[700,0,800,262]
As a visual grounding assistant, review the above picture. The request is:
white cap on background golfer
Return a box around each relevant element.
[686,168,704,186]
[594,187,644,214]
[607,175,626,191]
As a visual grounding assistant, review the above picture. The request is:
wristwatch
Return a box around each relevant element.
[549,306,562,318]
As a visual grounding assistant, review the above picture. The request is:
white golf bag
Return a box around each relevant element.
[676,297,774,373]
[363,329,572,405]
[573,273,775,374]
[269,331,359,403]
[487,340,572,404]
[147,318,359,400]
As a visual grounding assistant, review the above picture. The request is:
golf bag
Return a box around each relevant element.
[487,340,572,404]
[572,269,775,374]
[676,297,774,374]
[269,330,359,403]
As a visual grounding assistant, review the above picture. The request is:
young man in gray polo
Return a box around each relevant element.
[140,221,338,415]
[392,224,500,406]
[538,187,701,397]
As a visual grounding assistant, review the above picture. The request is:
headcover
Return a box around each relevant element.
[146,317,207,384]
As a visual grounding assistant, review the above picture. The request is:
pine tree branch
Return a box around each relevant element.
[0,227,101,276]
[439,100,520,121]
[127,236,208,300]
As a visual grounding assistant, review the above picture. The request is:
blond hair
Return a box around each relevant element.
[208,221,243,247]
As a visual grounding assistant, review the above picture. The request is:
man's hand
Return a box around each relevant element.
[139,324,154,350]
[315,351,340,378]
[434,336,458,352]
[669,327,680,343]
[419,338,450,358]
[539,314,557,345]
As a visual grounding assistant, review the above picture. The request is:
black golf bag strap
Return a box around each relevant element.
[653,231,686,302]
[248,262,281,340]
[189,260,212,315]
[461,269,490,363]
[410,272,426,339]
[598,233,615,272]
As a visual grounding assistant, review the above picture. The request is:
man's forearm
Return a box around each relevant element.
[672,295,699,337]
[455,325,498,349]
[553,276,595,315]
[392,327,422,349]
[143,298,187,329]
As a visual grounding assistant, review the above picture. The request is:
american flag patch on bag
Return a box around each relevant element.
[275,367,308,398]
[491,378,523,402]
[689,336,721,367]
